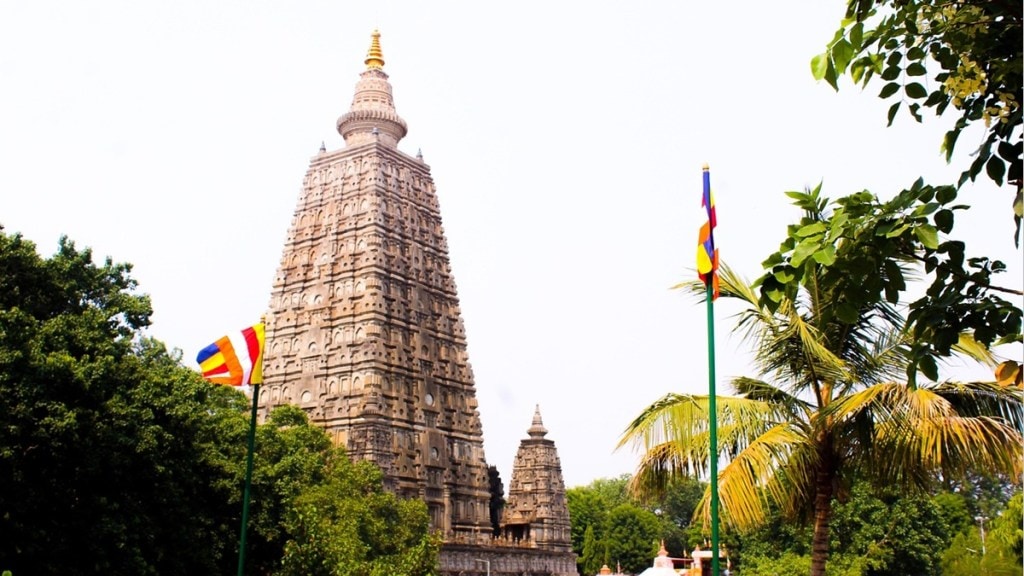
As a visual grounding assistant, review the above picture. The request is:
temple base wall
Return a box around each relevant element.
[440,543,577,576]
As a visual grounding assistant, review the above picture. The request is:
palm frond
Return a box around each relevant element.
[835,324,909,394]
[627,440,702,500]
[731,376,813,424]
[691,422,814,531]
[673,262,759,307]
[825,381,1024,488]
[930,380,1024,431]
[619,390,820,533]
[618,393,784,498]
[681,264,853,401]
[778,304,848,393]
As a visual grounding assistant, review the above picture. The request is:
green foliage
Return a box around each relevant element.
[739,552,812,576]
[941,528,1022,576]
[654,477,709,560]
[604,504,662,574]
[579,525,602,575]
[989,491,1024,565]
[0,230,246,575]
[812,0,1023,240]
[738,504,813,560]
[276,445,439,576]
[943,470,1022,522]
[587,474,632,507]
[567,485,610,570]
[738,482,1024,576]
[931,491,973,537]
[624,256,1022,576]
[829,485,949,575]
[757,183,1022,384]
[242,405,438,576]
[245,404,336,573]
[568,475,707,574]
[0,228,439,575]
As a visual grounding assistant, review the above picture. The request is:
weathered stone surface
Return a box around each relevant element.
[500,406,573,553]
[258,30,576,574]
[441,544,577,576]
[259,30,490,541]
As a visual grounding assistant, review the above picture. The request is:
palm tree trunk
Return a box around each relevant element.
[809,463,835,576]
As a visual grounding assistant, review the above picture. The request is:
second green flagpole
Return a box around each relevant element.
[707,282,720,576]
[237,383,260,576]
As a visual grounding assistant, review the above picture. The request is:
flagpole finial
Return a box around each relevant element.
[702,162,710,171]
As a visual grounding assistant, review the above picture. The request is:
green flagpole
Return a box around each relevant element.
[706,282,720,576]
[237,383,260,576]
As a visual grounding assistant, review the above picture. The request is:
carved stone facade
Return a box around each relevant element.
[500,407,573,553]
[259,31,576,575]
[259,30,490,541]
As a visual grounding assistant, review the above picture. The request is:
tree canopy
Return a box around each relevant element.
[812,0,1022,240]
[756,182,1021,384]
[620,259,1022,576]
[0,228,438,575]
[0,229,240,575]
[567,475,714,574]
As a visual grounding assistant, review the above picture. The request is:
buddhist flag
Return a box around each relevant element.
[696,165,719,299]
[196,322,265,386]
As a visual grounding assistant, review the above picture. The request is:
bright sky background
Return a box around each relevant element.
[2,1,1020,490]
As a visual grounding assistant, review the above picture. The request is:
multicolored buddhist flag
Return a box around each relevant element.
[696,164,719,299]
[196,322,265,385]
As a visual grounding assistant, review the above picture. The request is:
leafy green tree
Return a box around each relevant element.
[0,229,245,575]
[276,441,439,576]
[567,483,612,571]
[604,504,661,574]
[0,229,442,575]
[579,525,602,575]
[812,0,1022,240]
[734,481,1018,575]
[240,405,438,576]
[739,552,813,576]
[655,476,704,529]
[649,476,706,559]
[807,0,1024,391]
[942,470,1022,522]
[568,475,695,574]
[829,484,949,575]
[245,404,336,573]
[989,491,1024,565]
[757,182,1021,384]
[619,255,1022,576]
[931,491,973,538]
[942,490,1023,575]
[941,527,1021,575]
[587,474,632,507]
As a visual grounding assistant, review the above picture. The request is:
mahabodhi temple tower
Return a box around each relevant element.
[258,31,576,575]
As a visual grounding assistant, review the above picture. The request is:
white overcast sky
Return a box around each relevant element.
[2,1,1020,489]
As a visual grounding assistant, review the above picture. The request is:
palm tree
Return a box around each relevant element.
[617,263,1022,576]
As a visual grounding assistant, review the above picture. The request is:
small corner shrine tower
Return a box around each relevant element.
[259,30,491,539]
[500,406,573,553]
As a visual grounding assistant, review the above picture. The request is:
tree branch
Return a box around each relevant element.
[904,250,1024,296]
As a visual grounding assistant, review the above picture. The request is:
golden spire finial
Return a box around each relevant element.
[365,29,384,70]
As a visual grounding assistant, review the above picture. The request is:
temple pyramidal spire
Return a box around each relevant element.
[259,31,575,575]
[500,406,573,552]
